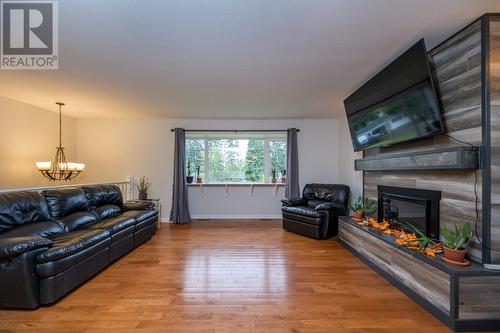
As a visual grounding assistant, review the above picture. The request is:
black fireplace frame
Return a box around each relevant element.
[377,185,441,239]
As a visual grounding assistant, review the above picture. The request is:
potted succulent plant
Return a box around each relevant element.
[440,223,472,265]
[350,196,377,221]
[271,169,277,184]
[135,176,151,200]
[196,165,202,183]
[280,169,286,183]
[186,162,194,184]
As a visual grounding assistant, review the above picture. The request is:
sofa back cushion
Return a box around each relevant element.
[82,185,123,219]
[42,188,89,219]
[93,204,122,220]
[1,220,64,238]
[303,184,350,209]
[56,211,97,232]
[0,191,51,233]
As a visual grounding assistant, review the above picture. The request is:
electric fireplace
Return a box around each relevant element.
[377,185,441,239]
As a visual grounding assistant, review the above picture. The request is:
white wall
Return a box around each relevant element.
[337,115,363,209]
[0,96,77,189]
[75,118,340,220]
[0,96,360,220]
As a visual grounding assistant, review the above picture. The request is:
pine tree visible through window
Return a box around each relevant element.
[185,132,287,183]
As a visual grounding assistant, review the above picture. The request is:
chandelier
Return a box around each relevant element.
[36,102,85,181]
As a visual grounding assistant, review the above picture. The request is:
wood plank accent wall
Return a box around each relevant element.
[363,20,484,262]
[338,221,451,315]
[459,275,500,319]
[489,17,500,263]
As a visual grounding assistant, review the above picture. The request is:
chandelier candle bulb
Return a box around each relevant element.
[35,162,51,171]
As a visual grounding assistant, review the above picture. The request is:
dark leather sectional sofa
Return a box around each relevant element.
[0,184,158,309]
[281,183,349,239]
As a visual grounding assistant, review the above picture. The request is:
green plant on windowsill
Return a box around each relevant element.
[195,165,202,183]
[349,196,376,220]
[271,169,277,184]
[186,162,194,184]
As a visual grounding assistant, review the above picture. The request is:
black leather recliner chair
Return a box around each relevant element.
[0,184,158,309]
[281,183,350,239]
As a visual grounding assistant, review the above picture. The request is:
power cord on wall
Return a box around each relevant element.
[441,133,500,254]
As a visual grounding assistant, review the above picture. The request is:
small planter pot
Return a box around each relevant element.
[271,178,277,184]
[196,177,203,184]
[443,246,466,264]
[138,191,148,200]
[186,176,194,184]
[352,211,364,221]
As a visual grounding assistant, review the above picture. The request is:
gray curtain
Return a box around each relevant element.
[170,128,191,224]
[285,128,300,198]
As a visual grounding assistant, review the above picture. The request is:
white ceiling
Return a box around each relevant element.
[1,0,500,119]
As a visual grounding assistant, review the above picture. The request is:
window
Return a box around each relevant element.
[186,132,287,183]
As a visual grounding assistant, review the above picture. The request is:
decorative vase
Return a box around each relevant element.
[186,176,194,184]
[139,191,148,200]
[352,211,364,221]
[443,247,466,264]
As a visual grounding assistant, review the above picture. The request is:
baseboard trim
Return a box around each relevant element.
[160,215,281,222]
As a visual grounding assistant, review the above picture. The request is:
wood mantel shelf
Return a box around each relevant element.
[337,216,500,332]
[354,146,480,171]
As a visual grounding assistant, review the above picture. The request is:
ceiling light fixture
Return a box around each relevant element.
[36,102,85,181]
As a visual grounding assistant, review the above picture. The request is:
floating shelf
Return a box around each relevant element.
[355,146,480,171]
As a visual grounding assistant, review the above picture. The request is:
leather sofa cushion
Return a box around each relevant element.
[121,209,158,223]
[36,237,110,277]
[124,201,155,211]
[282,206,327,226]
[282,209,325,226]
[2,221,63,238]
[281,198,307,207]
[85,215,136,234]
[0,191,51,232]
[82,185,123,211]
[307,199,330,209]
[282,206,326,218]
[37,229,110,263]
[135,215,157,231]
[302,184,349,206]
[56,212,97,232]
[0,236,53,259]
[42,188,89,219]
[93,204,121,220]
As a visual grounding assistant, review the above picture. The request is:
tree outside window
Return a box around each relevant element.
[185,133,286,183]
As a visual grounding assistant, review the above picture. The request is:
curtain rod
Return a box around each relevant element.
[169,129,299,132]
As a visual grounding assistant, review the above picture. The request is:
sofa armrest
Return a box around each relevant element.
[124,201,155,211]
[281,198,306,207]
[315,202,346,214]
[0,236,53,260]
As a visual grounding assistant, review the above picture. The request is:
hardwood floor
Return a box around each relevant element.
[0,220,453,333]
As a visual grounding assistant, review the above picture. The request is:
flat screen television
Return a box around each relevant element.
[344,39,443,152]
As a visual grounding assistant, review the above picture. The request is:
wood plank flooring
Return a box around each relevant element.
[0,220,454,333]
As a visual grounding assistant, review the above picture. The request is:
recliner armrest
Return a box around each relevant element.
[0,236,52,260]
[124,201,155,211]
[314,202,345,214]
[281,198,306,207]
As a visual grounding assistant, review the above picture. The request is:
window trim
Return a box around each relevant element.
[185,134,287,184]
